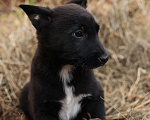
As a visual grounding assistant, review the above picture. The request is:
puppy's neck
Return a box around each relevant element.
[59,65,74,83]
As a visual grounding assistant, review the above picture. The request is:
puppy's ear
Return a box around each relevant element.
[19,5,51,30]
[67,0,87,8]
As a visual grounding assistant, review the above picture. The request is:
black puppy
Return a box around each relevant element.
[19,0,108,120]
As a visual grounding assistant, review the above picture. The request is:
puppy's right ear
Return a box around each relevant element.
[19,5,51,30]
[67,0,87,8]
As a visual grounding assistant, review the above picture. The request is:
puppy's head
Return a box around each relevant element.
[19,0,108,69]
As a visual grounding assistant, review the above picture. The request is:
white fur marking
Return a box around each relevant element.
[59,65,91,120]
[34,15,40,20]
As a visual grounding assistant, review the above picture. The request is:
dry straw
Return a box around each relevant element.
[0,0,150,120]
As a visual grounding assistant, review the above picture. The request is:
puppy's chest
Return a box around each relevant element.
[59,82,89,120]
[59,65,91,120]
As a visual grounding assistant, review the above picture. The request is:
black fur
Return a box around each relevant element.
[19,0,108,120]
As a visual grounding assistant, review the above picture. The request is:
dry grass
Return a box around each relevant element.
[0,0,150,120]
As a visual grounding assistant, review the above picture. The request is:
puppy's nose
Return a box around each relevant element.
[98,55,108,64]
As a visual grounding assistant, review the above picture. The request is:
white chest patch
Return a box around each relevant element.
[59,65,91,120]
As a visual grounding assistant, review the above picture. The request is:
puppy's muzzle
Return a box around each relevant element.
[98,54,108,65]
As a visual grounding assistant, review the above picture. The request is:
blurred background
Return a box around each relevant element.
[0,0,150,120]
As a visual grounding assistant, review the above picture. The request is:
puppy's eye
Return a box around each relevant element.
[73,30,83,38]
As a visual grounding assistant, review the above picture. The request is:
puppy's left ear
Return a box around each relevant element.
[67,0,87,8]
[19,5,51,30]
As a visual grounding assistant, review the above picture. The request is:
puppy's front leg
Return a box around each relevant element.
[35,112,58,120]
[85,91,106,120]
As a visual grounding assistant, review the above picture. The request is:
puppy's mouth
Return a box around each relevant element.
[77,56,108,69]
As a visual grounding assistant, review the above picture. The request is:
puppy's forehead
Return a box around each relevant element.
[52,4,94,23]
